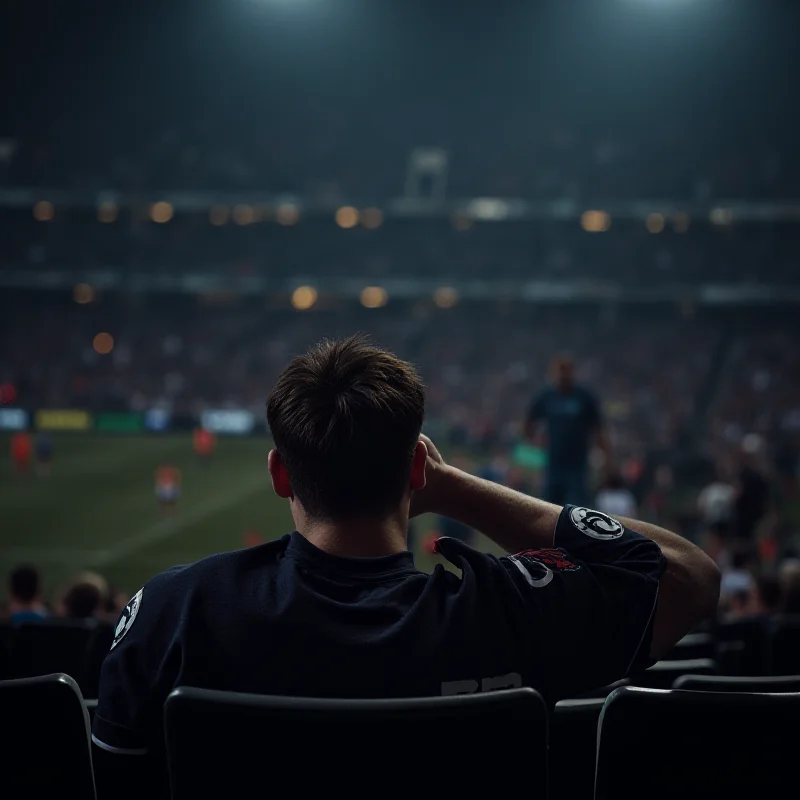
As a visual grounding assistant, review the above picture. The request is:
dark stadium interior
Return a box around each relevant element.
[2,0,800,798]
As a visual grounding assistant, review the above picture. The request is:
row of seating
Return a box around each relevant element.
[0,620,113,697]
[1,615,798,697]
[4,672,800,800]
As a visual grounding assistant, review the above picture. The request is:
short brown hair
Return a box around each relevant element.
[267,336,425,520]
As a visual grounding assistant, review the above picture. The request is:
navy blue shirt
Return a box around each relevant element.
[528,386,601,469]
[92,506,664,757]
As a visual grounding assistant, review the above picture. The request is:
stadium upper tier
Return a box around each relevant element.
[3,120,799,200]
[1,211,799,286]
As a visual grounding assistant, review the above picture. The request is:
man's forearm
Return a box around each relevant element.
[430,466,561,554]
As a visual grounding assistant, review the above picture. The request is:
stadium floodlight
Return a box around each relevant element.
[360,286,388,309]
[291,286,318,311]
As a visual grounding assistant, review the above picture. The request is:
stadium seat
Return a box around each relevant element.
[550,698,605,800]
[11,619,111,696]
[574,678,629,699]
[631,657,718,688]
[673,673,800,692]
[165,687,548,799]
[83,623,114,698]
[667,632,714,661]
[595,686,800,799]
[714,617,769,675]
[0,623,12,679]
[767,615,800,675]
[0,673,95,799]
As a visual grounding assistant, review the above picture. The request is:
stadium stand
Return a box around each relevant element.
[2,2,800,797]
[164,686,548,799]
[0,673,95,799]
[595,686,800,799]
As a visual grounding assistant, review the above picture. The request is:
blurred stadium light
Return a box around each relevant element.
[291,286,318,310]
[33,201,54,222]
[92,332,114,355]
[581,210,611,233]
[360,286,388,308]
[150,202,174,224]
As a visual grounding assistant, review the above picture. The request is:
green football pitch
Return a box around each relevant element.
[1,434,489,599]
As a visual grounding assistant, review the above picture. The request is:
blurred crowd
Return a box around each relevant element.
[2,295,724,459]
[2,211,799,286]
[1,564,127,626]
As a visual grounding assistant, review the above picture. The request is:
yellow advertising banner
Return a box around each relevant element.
[36,409,92,431]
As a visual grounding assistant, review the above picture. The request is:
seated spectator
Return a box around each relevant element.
[697,468,736,539]
[59,572,108,620]
[92,337,719,798]
[7,565,49,625]
[720,548,756,607]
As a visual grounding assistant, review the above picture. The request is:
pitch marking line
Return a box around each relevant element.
[90,475,268,568]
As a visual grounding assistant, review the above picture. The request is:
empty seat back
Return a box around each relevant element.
[550,698,605,800]
[0,673,95,799]
[715,617,769,675]
[767,615,800,675]
[165,687,547,799]
[632,657,718,688]
[0,623,12,679]
[667,632,714,661]
[673,673,800,692]
[596,686,800,799]
[12,619,111,696]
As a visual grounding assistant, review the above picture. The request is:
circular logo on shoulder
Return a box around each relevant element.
[111,587,143,650]
[569,507,624,540]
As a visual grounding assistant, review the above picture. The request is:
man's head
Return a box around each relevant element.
[267,336,426,523]
[9,565,41,605]
[550,354,575,392]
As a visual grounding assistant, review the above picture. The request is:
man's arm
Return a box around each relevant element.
[413,436,720,661]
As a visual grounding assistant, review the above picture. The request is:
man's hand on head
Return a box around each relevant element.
[409,434,449,518]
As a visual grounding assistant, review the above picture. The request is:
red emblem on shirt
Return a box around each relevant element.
[513,548,580,572]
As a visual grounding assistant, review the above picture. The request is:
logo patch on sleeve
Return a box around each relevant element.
[515,547,581,572]
[569,507,624,540]
[111,587,143,650]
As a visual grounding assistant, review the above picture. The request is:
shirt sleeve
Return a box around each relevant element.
[488,505,665,700]
[91,569,182,755]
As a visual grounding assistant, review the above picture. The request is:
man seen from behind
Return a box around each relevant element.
[92,337,720,798]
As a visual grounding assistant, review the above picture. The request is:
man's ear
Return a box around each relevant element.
[409,439,427,492]
[268,449,293,499]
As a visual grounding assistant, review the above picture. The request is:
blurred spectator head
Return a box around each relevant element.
[550,354,575,392]
[266,336,425,522]
[8,565,42,604]
[731,548,751,571]
[103,586,130,619]
[728,589,752,619]
[61,571,109,619]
